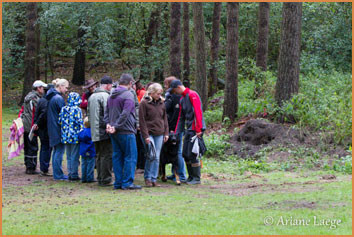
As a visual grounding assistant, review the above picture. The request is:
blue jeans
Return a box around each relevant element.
[65,144,80,179]
[81,156,95,182]
[52,143,67,180]
[110,133,137,189]
[38,134,52,173]
[144,135,163,183]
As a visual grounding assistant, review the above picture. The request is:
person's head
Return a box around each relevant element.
[32,80,47,95]
[44,83,54,93]
[119,73,135,90]
[83,117,90,128]
[145,83,163,101]
[67,92,81,107]
[164,76,177,90]
[135,81,144,90]
[51,79,59,87]
[84,79,98,93]
[55,78,69,94]
[170,79,185,95]
[100,75,113,91]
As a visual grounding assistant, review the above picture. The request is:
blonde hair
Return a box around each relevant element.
[84,117,90,128]
[143,83,164,102]
[52,79,59,86]
[55,78,69,88]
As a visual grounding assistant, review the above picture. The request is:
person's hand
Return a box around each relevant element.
[110,127,116,134]
[145,138,151,144]
[164,136,169,143]
[196,132,203,138]
[33,124,38,130]
[137,126,140,131]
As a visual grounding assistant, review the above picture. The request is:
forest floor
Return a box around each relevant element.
[1,106,352,235]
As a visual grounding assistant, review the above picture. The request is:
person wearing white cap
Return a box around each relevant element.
[19,80,47,174]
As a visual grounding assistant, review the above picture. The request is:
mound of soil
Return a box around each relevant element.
[231,119,305,158]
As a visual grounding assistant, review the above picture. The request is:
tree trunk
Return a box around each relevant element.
[209,2,222,97]
[35,4,41,81]
[72,22,86,86]
[275,3,302,106]
[182,2,190,87]
[20,2,38,104]
[256,2,270,71]
[223,2,239,122]
[169,2,182,79]
[192,3,208,110]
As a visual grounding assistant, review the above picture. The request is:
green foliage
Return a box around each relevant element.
[204,133,231,159]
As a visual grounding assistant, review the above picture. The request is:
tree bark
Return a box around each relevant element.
[275,3,302,105]
[169,2,182,79]
[223,2,239,122]
[72,22,86,86]
[35,4,41,81]
[256,2,270,71]
[192,3,208,110]
[209,2,222,97]
[182,2,190,87]
[20,2,38,104]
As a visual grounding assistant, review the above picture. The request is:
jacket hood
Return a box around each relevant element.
[67,92,81,106]
[45,87,60,101]
[24,90,41,103]
[111,86,129,99]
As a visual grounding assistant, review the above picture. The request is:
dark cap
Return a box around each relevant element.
[170,79,183,89]
[100,75,113,85]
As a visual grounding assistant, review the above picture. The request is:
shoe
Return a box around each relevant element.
[122,184,142,190]
[69,177,81,182]
[167,175,175,180]
[40,171,52,176]
[152,182,161,187]
[113,186,122,190]
[99,182,112,187]
[86,180,97,183]
[25,168,31,174]
[82,180,88,183]
[54,175,68,181]
[145,179,153,187]
[186,165,201,185]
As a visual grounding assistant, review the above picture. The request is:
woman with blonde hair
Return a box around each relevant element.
[139,83,169,187]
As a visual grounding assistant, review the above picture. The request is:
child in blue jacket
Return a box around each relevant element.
[78,117,96,183]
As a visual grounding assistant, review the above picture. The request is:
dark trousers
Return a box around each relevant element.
[136,131,146,169]
[24,132,38,170]
[182,130,199,164]
[94,139,113,184]
[38,130,52,173]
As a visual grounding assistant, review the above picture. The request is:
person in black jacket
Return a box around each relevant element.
[163,77,187,183]
[33,84,54,176]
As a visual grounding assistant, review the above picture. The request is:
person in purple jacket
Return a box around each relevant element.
[78,117,96,183]
[104,73,142,190]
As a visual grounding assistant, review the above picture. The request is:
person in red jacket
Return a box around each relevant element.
[80,79,98,112]
[171,79,206,185]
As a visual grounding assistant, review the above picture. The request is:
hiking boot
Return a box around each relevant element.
[40,171,52,176]
[145,179,153,187]
[186,163,193,182]
[187,165,201,185]
[152,182,161,187]
[122,184,142,190]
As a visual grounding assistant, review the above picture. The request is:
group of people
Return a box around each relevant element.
[19,73,206,190]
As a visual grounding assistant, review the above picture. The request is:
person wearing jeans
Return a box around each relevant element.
[163,76,187,182]
[139,83,169,187]
[104,73,141,190]
[59,92,84,181]
[47,79,69,180]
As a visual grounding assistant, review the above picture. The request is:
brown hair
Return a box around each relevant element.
[164,76,177,88]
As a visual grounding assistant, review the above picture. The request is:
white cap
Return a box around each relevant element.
[32,80,47,88]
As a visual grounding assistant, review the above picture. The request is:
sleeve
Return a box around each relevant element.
[175,99,185,134]
[164,92,173,113]
[189,93,203,133]
[103,100,109,125]
[131,90,139,127]
[138,102,149,140]
[77,108,84,132]
[34,100,47,127]
[18,106,24,118]
[78,129,90,142]
[163,106,169,136]
[115,93,135,131]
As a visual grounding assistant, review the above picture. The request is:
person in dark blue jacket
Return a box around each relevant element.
[33,84,54,176]
[47,79,69,180]
[78,117,96,183]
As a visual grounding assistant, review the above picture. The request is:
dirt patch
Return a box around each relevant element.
[201,179,339,197]
[229,119,350,161]
[262,200,349,210]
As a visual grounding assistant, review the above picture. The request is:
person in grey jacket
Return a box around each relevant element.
[87,76,113,186]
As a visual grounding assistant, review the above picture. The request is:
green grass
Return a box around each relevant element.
[2,102,352,235]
